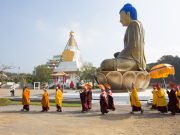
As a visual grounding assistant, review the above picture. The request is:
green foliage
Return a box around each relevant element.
[32,65,52,83]
[146,63,156,72]
[79,62,97,83]
[157,55,180,82]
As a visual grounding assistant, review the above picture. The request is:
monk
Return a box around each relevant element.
[98,84,109,115]
[41,89,50,112]
[21,86,30,112]
[87,84,93,110]
[55,85,63,112]
[101,3,146,71]
[80,84,89,112]
[104,84,115,111]
[176,86,180,113]
[151,85,158,110]
[129,83,143,114]
[156,83,168,113]
[167,83,178,115]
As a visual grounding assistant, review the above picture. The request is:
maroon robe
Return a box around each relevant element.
[108,95,115,111]
[87,90,92,110]
[100,92,109,114]
[167,89,178,115]
[80,90,88,112]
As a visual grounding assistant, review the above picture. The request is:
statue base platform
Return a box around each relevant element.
[95,71,150,93]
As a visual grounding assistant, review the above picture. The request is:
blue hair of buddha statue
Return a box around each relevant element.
[120,3,137,20]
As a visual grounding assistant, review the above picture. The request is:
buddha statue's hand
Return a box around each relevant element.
[114,52,121,58]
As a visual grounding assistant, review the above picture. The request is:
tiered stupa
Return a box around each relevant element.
[53,31,83,88]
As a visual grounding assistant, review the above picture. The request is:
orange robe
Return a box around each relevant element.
[22,88,30,105]
[41,91,50,108]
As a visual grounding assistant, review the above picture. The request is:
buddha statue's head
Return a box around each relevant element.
[119,3,137,26]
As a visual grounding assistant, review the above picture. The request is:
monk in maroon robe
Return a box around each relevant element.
[87,85,92,110]
[98,84,109,115]
[167,83,178,115]
[80,84,89,112]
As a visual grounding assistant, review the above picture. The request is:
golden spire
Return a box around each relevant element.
[69,31,76,46]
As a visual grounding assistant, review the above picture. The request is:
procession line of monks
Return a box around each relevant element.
[22,85,63,112]
[79,83,115,114]
[97,83,144,115]
[97,82,180,115]
[151,82,180,115]
[21,82,180,115]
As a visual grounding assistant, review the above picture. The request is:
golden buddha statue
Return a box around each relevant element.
[96,4,150,92]
[101,3,146,71]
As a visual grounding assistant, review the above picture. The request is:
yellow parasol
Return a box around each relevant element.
[149,63,175,89]
[150,63,175,79]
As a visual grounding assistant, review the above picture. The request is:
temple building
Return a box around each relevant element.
[46,55,62,70]
[53,31,83,88]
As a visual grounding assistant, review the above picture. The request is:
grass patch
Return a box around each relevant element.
[0,98,13,106]
[0,98,81,107]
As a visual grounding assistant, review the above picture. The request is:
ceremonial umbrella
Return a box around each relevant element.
[149,63,175,88]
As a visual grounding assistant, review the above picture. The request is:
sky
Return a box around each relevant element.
[0,0,180,73]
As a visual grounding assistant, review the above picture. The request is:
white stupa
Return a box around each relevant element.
[53,31,83,88]
[54,31,83,72]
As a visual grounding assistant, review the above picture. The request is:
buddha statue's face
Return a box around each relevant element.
[120,11,131,26]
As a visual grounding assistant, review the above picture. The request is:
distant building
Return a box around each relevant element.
[53,31,83,88]
[46,55,61,71]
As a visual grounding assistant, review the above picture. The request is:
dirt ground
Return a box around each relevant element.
[0,88,180,135]
[0,104,180,135]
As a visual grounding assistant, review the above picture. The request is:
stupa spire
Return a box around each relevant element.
[68,31,76,46]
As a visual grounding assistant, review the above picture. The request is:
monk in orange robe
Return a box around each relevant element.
[21,86,30,111]
[129,83,143,114]
[156,83,167,113]
[151,85,158,110]
[41,89,50,112]
[55,85,63,112]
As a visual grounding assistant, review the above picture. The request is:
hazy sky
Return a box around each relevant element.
[0,0,180,73]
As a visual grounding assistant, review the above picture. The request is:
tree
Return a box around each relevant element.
[0,64,14,87]
[79,62,97,86]
[157,55,180,82]
[32,65,52,83]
